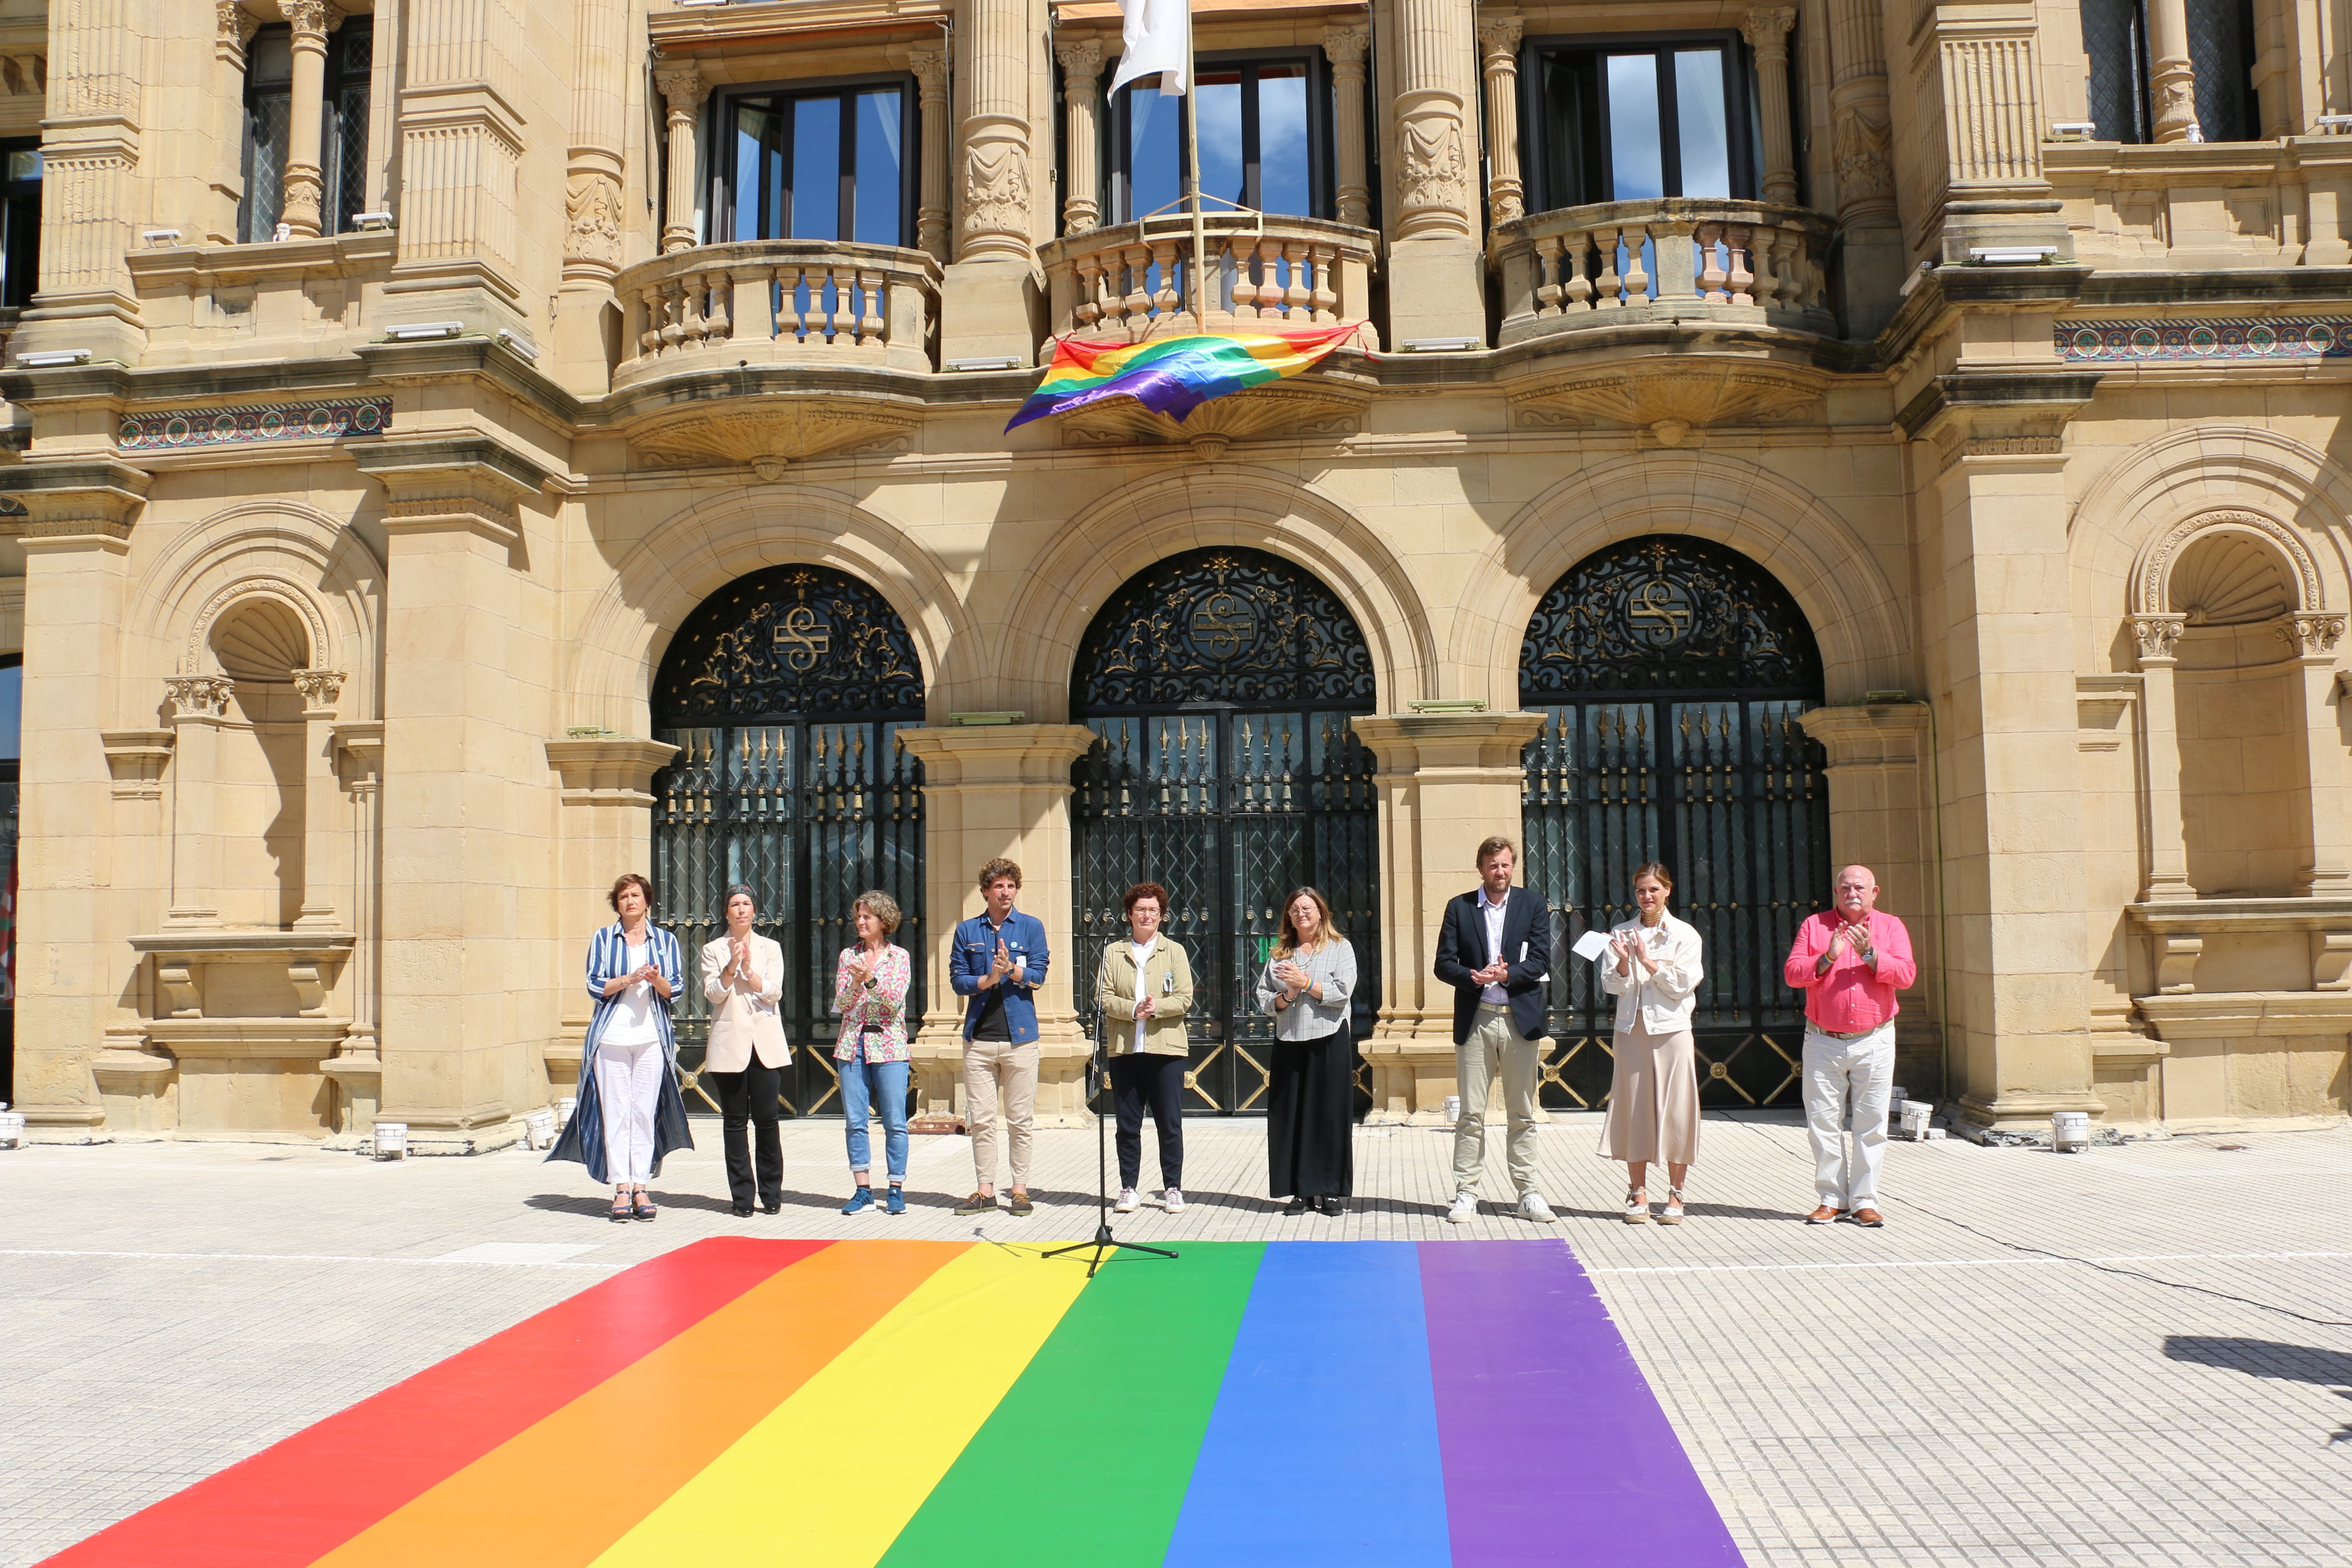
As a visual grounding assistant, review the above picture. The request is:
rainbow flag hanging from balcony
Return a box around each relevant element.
[1005,321,1367,431]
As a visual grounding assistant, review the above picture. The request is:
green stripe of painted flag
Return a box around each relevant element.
[876,1242,1266,1568]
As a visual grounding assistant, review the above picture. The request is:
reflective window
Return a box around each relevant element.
[724,83,912,247]
[1534,38,1754,211]
[1109,54,1331,223]
[239,20,373,243]
[0,139,37,310]
[2078,0,2257,143]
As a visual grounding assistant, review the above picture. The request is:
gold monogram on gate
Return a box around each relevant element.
[1189,592,1257,660]
[771,604,832,671]
[1627,579,1693,646]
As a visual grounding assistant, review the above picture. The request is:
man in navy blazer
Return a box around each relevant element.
[1432,835,1557,1225]
[949,857,1049,1217]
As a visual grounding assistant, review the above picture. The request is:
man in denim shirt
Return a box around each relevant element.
[950,858,1049,1216]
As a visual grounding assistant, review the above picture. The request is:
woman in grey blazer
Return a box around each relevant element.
[1255,886,1359,1216]
[699,885,790,1217]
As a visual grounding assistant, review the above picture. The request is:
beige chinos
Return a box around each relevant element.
[1452,1003,1543,1198]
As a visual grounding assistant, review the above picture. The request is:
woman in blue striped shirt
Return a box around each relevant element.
[547,872,693,1220]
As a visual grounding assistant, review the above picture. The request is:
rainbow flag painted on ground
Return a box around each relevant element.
[1004,322,1366,431]
[43,1240,1745,1568]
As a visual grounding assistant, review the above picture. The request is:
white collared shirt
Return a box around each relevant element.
[1479,889,1510,1005]
[1130,934,1158,1051]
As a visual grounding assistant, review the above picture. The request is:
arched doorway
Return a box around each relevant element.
[1070,547,1380,1114]
[1519,535,1828,1109]
[650,564,926,1116]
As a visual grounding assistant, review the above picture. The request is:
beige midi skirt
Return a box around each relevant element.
[1598,1019,1701,1165]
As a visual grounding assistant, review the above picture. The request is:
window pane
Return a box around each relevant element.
[2186,0,2253,140]
[1256,63,1311,216]
[1125,85,1181,219]
[733,103,781,241]
[249,31,293,86]
[1540,55,1595,208]
[5,151,39,181]
[243,90,291,242]
[1606,54,1663,200]
[1674,50,1729,198]
[0,665,19,763]
[2080,0,2149,142]
[791,95,841,240]
[1195,69,1243,209]
[853,89,903,245]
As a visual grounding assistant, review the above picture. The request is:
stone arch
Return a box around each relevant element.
[128,501,383,723]
[995,465,1440,721]
[1453,452,1909,707]
[2070,425,2352,633]
[566,486,980,734]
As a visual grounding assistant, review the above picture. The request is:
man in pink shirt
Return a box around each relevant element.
[1783,864,1917,1228]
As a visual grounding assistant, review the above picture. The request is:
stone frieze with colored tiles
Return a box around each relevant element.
[118,398,391,452]
[2057,319,2352,363]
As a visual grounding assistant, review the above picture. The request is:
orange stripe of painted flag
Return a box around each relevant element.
[39,1238,822,1568]
[312,1241,966,1568]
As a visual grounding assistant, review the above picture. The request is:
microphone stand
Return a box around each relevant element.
[1043,1034,1177,1279]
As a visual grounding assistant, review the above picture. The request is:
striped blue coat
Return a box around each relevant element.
[545,921,695,1184]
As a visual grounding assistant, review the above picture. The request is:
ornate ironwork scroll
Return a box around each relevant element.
[652,564,924,723]
[1520,537,1828,1110]
[651,566,926,1118]
[1073,548,1377,712]
[1072,548,1380,1116]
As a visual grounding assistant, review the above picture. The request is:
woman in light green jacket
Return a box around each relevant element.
[1095,881,1195,1214]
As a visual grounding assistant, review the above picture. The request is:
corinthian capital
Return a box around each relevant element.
[1322,23,1367,68]
[654,59,709,115]
[1740,6,1796,53]
[1056,37,1104,80]
[282,0,346,43]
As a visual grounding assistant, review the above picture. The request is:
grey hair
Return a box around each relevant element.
[722,884,758,916]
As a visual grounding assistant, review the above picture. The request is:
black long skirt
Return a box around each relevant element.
[1267,1020,1356,1199]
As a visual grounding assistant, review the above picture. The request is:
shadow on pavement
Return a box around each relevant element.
[2164,1335,2352,1443]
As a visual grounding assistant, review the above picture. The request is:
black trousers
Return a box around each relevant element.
[1268,1021,1356,1199]
[707,1063,783,1208]
[1110,1051,1186,1191]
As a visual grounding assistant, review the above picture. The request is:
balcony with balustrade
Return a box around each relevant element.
[611,239,943,392]
[1038,213,1381,353]
[1490,199,1837,348]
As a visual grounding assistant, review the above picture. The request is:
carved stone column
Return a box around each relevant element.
[164,675,235,929]
[1325,24,1370,228]
[938,0,1038,362]
[293,670,347,931]
[1056,38,1103,236]
[1826,0,1902,333]
[911,46,951,260]
[2148,0,2199,142]
[2281,613,2350,893]
[1478,15,1524,230]
[212,1,261,245]
[2130,615,2193,901]
[655,60,708,255]
[323,722,384,1135]
[564,0,629,285]
[279,0,345,239]
[1742,7,1799,206]
[1394,0,1475,240]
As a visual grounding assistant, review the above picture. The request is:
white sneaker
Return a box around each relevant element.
[1162,1188,1185,1213]
[1113,1188,1139,1213]
[1446,1192,1479,1224]
[1518,1192,1557,1225]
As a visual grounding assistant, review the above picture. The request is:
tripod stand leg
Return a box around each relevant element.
[1038,1046,1178,1276]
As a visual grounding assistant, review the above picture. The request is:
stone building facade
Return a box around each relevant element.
[1,0,2347,1149]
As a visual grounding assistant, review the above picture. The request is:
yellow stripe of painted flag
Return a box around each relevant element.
[588,1244,1092,1568]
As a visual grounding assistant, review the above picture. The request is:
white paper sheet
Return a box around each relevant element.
[1570,929,1613,962]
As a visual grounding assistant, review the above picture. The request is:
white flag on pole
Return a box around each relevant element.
[1108,0,1190,96]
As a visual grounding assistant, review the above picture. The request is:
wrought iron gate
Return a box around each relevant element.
[1070,548,1380,1114]
[649,565,926,1116]
[1519,536,1829,1110]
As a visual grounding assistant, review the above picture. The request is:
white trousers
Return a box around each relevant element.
[595,1035,666,1184]
[1801,1023,1895,1208]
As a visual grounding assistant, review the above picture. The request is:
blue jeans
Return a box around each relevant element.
[840,1057,910,1180]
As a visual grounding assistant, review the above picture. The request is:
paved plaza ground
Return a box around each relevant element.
[2,1111,2347,1567]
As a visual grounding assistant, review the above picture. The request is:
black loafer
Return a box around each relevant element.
[761,1199,782,1215]
[731,1201,754,1218]
[1317,1196,1348,1217]
[1283,1196,1310,1217]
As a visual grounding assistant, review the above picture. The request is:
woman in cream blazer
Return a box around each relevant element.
[700,885,790,1217]
[1595,862,1705,1226]
[1094,881,1195,1213]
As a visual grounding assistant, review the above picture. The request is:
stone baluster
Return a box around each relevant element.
[2131,614,2193,900]
[1325,24,1371,228]
[1621,223,1651,299]
[911,48,952,260]
[1595,228,1622,306]
[655,61,708,254]
[1742,7,1799,206]
[2148,0,2199,141]
[1725,224,1754,303]
[1478,16,1525,230]
[1057,39,1104,236]
[1696,222,1727,301]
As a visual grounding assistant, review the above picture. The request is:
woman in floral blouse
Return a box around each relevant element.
[831,889,914,1215]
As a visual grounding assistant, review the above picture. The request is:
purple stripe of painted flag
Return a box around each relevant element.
[1418,1240,1747,1567]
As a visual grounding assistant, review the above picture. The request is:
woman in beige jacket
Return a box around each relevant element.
[1596,862,1705,1226]
[699,885,790,1217]
[1095,881,1195,1214]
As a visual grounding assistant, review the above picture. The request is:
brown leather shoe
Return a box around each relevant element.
[1850,1207,1885,1228]
[1804,1204,1846,1224]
